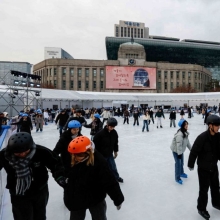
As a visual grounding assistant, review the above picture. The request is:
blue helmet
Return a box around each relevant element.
[94,113,100,119]
[22,113,28,117]
[68,120,81,128]
[178,119,187,128]
[207,109,211,113]
[19,112,23,116]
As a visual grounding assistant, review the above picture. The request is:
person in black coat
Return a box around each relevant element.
[149,108,154,124]
[55,110,69,136]
[93,118,123,183]
[188,115,220,220]
[11,113,33,134]
[65,136,124,220]
[169,110,176,127]
[0,132,65,220]
[133,110,139,126]
[83,113,103,140]
[180,108,185,119]
[53,120,82,174]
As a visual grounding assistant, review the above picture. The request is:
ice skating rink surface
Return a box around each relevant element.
[1,113,220,220]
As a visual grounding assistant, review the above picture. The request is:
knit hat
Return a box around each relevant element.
[178,119,187,128]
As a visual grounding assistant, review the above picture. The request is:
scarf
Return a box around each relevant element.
[6,144,36,195]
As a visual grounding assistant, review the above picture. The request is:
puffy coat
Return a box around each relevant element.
[0,145,64,196]
[101,110,111,119]
[64,151,124,211]
[84,118,103,136]
[170,130,191,155]
[188,130,220,171]
[169,112,176,120]
[53,129,82,174]
[93,126,118,157]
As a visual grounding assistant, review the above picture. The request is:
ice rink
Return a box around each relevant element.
[1,113,220,220]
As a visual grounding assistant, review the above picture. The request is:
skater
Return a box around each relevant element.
[55,109,69,136]
[123,109,129,124]
[43,110,49,125]
[149,108,154,124]
[204,109,211,129]
[133,110,139,126]
[53,120,82,174]
[142,111,150,132]
[93,118,123,183]
[35,111,44,132]
[155,108,165,128]
[188,115,220,220]
[180,108,185,119]
[101,108,111,125]
[169,110,176,127]
[83,113,103,141]
[0,132,66,220]
[64,136,124,220]
[187,107,191,118]
[170,119,191,184]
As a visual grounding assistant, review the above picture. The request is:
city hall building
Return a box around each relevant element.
[33,21,215,93]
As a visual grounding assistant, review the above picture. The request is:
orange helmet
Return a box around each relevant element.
[68,136,91,154]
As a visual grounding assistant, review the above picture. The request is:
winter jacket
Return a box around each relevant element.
[35,116,44,129]
[0,145,64,196]
[180,109,185,116]
[53,129,82,174]
[170,130,191,155]
[188,130,220,171]
[64,151,124,211]
[63,116,87,131]
[123,110,129,117]
[155,111,165,118]
[169,112,176,120]
[84,118,103,136]
[101,110,111,119]
[133,112,139,119]
[55,113,69,126]
[11,117,33,133]
[142,114,150,121]
[93,126,119,157]
[149,110,154,118]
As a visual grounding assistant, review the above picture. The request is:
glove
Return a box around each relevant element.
[177,154,182,159]
[117,204,122,210]
[114,152,118,159]
[188,167,194,171]
[57,176,68,188]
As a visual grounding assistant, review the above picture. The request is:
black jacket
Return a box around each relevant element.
[53,129,82,174]
[188,130,220,171]
[0,145,64,196]
[55,113,69,126]
[93,126,118,157]
[11,117,33,133]
[169,112,176,120]
[63,116,87,131]
[64,151,124,211]
[84,118,103,135]
[133,112,139,119]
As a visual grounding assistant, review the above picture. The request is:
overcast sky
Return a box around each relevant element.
[0,0,220,65]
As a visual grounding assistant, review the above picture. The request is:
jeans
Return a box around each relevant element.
[105,154,120,180]
[11,185,49,220]
[170,119,176,127]
[172,152,184,181]
[197,167,220,211]
[70,200,107,220]
[150,116,154,124]
[142,120,149,131]
[59,125,64,136]
[44,118,48,125]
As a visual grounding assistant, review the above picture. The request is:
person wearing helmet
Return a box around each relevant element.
[55,109,69,136]
[188,115,220,220]
[93,117,123,183]
[53,120,82,174]
[64,136,124,219]
[11,113,33,134]
[35,111,44,132]
[63,109,87,132]
[83,113,103,140]
[170,119,191,185]
[0,132,65,220]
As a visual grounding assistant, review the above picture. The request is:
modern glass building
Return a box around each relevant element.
[0,61,32,85]
[106,37,220,80]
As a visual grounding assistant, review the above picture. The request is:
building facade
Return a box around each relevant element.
[44,47,74,60]
[0,61,32,85]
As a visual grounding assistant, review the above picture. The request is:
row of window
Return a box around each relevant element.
[49,80,104,90]
[157,71,210,80]
[116,26,144,38]
[157,82,203,90]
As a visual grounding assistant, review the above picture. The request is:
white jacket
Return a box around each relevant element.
[43,112,49,119]
[101,111,110,118]
[142,114,150,120]
[170,130,191,155]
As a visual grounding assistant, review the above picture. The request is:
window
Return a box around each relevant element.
[182,71,185,79]
[100,81,104,89]
[116,26,119,37]
[78,80,81,89]
[85,68,89,77]
[170,71,173,79]
[134,28,136,38]
[78,68,82,77]
[54,68,57,76]
[158,82,161,90]
[93,69,97,77]
[93,81,96,89]
[138,29,140,38]
[164,71,167,79]
[195,72,197,79]
[141,29,143,38]
[62,68,66,76]
[195,83,197,89]
[177,82,179,87]
[171,82,173,90]
[198,72,200,79]
[70,68,74,76]
[70,80,74,89]
[47,69,48,76]
[121,27,123,37]
[188,72,191,79]
[188,83,191,87]
[62,80,66,89]
[176,71,179,79]
[124,27,127,37]
[165,82,167,90]
[86,81,89,89]
[100,69,104,77]
[50,68,52,76]
[128,28,130,37]
[54,80,57,88]
[131,28,133,37]
[158,70,161,79]
[201,73,203,80]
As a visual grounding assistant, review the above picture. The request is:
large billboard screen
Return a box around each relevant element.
[106,66,156,89]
